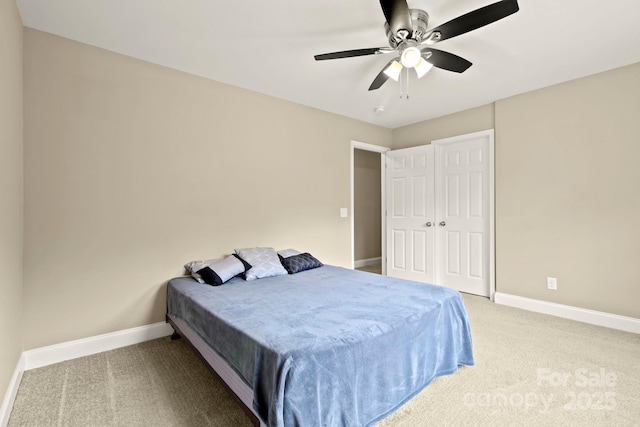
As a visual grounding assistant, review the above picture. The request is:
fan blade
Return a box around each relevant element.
[368,58,400,91]
[314,48,391,61]
[379,0,412,39]
[426,0,519,43]
[422,48,472,73]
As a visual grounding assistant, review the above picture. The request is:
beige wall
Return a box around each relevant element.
[14,21,640,359]
[0,0,24,399]
[390,63,640,319]
[23,29,392,349]
[354,149,381,261]
[496,62,640,318]
[392,104,494,149]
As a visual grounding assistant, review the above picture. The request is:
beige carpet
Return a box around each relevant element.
[356,263,383,274]
[8,335,251,427]
[9,294,640,426]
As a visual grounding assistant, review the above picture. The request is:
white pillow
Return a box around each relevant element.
[184,259,214,283]
[277,248,302,259]
[184,255,250,285]
[235,247,288,281]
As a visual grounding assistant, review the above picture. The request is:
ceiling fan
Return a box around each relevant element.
[314,0,519,91]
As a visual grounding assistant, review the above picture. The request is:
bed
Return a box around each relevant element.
[166,263,474,427]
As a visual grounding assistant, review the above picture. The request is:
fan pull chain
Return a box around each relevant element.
[406,67,410,99]
[399,68,411,99]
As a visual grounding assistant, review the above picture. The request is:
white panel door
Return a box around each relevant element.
[434,131,492,297]
[385,146,435,283]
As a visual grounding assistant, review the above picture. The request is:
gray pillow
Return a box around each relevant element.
[235,247,288,281]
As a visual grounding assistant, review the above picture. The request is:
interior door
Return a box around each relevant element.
[385,146,435,283]
[434,131,492,297]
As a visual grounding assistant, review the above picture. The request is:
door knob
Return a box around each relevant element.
[426,222,432,227]
[439,221,446,227]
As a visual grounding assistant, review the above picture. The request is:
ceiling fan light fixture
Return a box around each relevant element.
[315,0,519,92]
[400,46,421,68]
[414,57,433,78]
[383,60,403,81]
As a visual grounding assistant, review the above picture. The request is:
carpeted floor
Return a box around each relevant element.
[355,263,382,274]
[9,294,640,426]
[8,335,251,427]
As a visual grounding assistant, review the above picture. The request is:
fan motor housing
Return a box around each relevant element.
[385,9,430,47]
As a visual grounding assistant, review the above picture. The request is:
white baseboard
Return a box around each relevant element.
[23,321,174,371]
[494,292,640,334]
[0,353,24,427]
[354,257,382,268]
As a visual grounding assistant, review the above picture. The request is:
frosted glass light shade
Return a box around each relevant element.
[400,47,421,68]
[383,61,403,81]
[414,58,433,78]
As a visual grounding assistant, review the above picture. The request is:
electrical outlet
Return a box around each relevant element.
[547,277,557,290]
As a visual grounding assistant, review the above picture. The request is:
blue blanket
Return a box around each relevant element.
[167,265,474,427]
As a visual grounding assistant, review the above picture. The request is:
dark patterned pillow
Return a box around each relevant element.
[278,253,323,274]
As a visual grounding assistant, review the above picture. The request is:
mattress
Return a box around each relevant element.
[167,265,474,427]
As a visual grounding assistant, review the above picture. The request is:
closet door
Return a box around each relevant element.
[434,131,493,297]
[385,130,494,298]
[385,146,436,283]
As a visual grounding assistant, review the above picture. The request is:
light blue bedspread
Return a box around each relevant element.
[167,265,474,427]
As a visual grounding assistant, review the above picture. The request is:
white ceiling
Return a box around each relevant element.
[16,0,640,129]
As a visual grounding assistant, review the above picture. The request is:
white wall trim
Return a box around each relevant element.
[23,322,173,371]
[354,257,382,268]
[0,353,24,427]
[494,292,640,334]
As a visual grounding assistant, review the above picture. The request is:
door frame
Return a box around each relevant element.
[432,129,495,300]
[350,141,390,273]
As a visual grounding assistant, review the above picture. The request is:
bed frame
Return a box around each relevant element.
[166,314,265,427]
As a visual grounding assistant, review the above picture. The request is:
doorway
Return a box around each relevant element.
[350,141,390,274]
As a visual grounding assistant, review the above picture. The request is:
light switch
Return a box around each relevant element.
[340,208,348,218]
